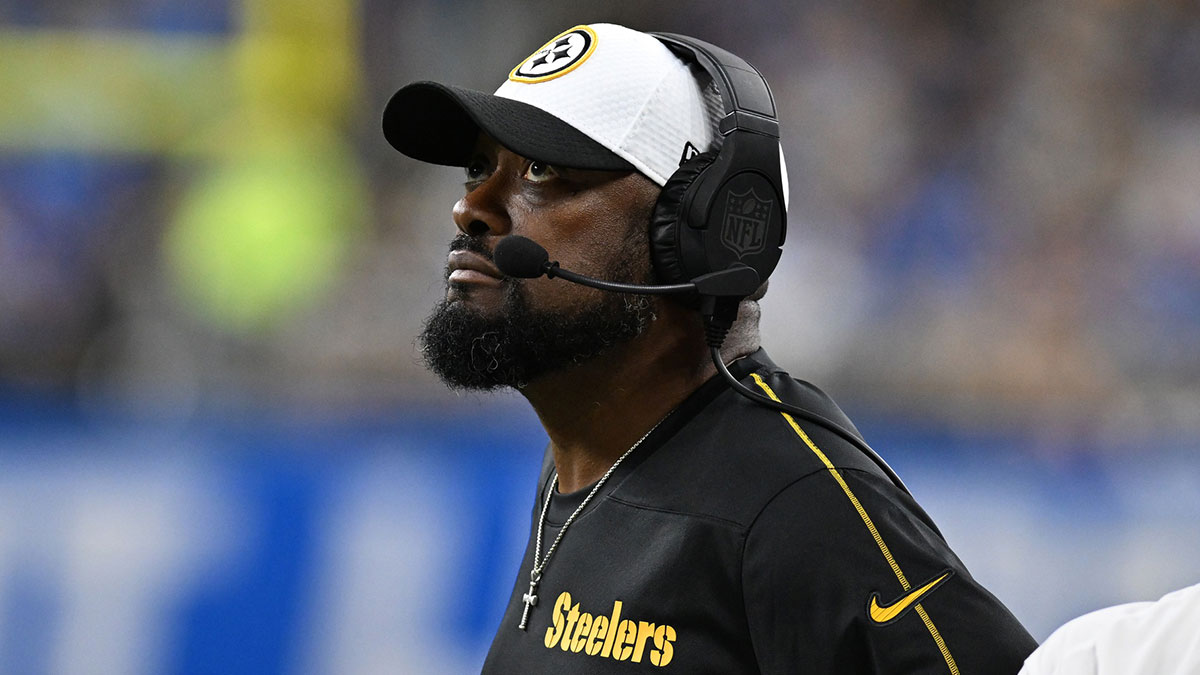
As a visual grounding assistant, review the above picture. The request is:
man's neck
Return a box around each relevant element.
[519,322,716,494]
[519,304,761,494]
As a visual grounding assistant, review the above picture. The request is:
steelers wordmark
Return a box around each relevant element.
[509,26,597,83]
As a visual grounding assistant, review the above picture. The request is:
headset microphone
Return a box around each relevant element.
[492,235,550,279]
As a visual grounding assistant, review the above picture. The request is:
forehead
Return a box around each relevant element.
[462,134,662,234]
[469,133,512,158]
[469,133,561,166]
[468,133,646,185]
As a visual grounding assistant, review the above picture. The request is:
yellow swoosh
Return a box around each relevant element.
[868,570,954,625]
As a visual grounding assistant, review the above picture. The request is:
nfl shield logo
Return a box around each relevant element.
[721,189,773,258]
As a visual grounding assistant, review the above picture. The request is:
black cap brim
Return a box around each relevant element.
[382,81,634,171]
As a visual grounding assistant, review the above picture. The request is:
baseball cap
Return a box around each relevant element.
[382,23,721,186]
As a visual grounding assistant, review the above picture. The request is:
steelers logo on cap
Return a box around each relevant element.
[509,25,598,84]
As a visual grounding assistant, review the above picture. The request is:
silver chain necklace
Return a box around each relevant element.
[517,418,666,630]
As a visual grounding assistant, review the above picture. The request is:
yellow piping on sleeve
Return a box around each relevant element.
[749,373,959,675]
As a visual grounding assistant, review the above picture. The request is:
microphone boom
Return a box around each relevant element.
[548,265,696,295]
[494,235,696,294]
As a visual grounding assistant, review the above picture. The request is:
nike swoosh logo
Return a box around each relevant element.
[867,569,955,625]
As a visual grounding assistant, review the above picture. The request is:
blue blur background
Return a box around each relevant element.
[2,1,1199,673]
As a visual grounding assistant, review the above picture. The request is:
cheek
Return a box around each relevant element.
[553,202,649,274]
[519,269,610,313]
[512,174,658,305]
[515,230,632,313]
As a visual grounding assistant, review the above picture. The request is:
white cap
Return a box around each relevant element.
[383,23,723,186]
[383,23,789,209]
[494,23,722,185]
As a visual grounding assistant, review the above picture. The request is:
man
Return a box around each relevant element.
[383,23,1036,673]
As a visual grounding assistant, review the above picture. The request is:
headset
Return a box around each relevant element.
[647,32,787,300]
[495,33,910,495]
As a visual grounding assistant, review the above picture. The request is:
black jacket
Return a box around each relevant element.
[483,349,1036,673]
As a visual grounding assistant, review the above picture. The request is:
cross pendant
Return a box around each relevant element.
[518,570,541,630]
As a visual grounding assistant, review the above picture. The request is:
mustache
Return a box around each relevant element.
[448,234,493,259]
[444,234,519,287]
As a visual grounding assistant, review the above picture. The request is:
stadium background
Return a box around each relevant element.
[2,0,1199,672]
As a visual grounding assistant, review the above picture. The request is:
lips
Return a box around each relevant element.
[447,250,505,285]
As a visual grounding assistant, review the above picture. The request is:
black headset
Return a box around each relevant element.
[647,34,911,495]
[647,33,787,295]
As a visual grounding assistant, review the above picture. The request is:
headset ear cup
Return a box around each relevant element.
[650,151,718,285]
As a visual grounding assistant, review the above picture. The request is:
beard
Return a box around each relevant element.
[419,234,656,390]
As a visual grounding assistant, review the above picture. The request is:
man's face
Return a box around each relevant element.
[419,135,662,390]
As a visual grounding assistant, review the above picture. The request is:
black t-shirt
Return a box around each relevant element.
[483,349,1036,673]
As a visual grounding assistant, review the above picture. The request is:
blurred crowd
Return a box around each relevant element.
[2,0,1198,450]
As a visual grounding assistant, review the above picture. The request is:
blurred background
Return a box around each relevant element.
[1,0,1199,672]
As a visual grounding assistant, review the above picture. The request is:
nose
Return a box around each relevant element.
[452,173,512,237]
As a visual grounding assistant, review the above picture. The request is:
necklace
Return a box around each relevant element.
[517,418,666,630]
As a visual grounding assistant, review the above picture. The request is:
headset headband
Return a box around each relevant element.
[650,33,780,139]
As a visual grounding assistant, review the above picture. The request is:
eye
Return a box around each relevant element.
[522,161,558,183]
[464,157,490,185]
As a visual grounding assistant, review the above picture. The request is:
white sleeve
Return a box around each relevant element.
[1019,582,1200,675]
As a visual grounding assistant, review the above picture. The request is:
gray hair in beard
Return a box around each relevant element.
[418,233,655,390]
